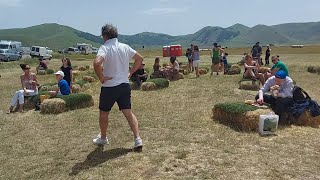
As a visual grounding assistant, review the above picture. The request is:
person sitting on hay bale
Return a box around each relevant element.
[130,63,148,87]
[264,55,289,80]
[243,54,265,85]
[255,70,294,123]
[48,71,71,97]
[151,57,164,78]
[7,64,38,113]
[36,57,48,75]
[163,56,180,81]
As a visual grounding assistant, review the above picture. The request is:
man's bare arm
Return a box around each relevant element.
[94,56,112,84]
[129,53,144,78]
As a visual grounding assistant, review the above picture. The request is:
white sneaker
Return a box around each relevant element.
[92,134,109,146]
[133,137,143,152]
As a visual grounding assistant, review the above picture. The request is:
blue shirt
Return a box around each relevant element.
[223,56,228,65]
[260,76,293,98]
[58,79,71,95]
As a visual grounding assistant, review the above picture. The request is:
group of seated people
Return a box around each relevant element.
[130,56,181,87]
[7,61,72,114]
[243,54,288,85]
[152,56,180,81]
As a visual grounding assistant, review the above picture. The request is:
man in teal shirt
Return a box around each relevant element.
[265,56,289,79]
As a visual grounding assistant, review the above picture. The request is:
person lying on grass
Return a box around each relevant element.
[7,64,38,113]
[243,54,265,85]
[48,71,71,97]
[255,70,294,123]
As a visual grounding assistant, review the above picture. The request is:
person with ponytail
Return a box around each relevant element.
[7,64,38,113]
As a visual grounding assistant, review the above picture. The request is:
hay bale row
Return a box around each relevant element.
[38,70,47,75]
[213,102,272,131]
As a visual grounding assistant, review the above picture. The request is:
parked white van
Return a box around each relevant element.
[77,43,93,55]
[30,46,52,60]
[0,40,23,54]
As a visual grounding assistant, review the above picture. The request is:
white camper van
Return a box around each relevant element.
[0,40,23,54]
[77,43,93,55]
[30,46,52,60]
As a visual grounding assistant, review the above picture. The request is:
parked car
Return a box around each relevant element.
[0,40,23,55]
[92,47,98,54]
[0,49,21,62]
[67,47,80,54]
[30,46,52,60]
[45,47,53,54]
[58,48,68,54]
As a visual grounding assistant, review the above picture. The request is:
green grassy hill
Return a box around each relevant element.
[0,23,101,50]
[1,21,320,49]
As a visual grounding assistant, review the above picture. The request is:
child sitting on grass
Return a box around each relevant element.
[49,71,71,97]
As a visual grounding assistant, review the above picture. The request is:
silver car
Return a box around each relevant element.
[0,49,21,62]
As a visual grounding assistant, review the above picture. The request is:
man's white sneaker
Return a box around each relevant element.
[133,138,143,152]
[92,134,109,146]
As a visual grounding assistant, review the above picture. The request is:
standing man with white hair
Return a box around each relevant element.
[93,24,144,151]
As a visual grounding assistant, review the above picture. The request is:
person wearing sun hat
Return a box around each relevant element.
[49,70,71,96]
[256,70,294,123]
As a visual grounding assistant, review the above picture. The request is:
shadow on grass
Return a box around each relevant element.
[69,146,132,176]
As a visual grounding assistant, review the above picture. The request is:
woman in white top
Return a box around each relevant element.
[7,64,38,113]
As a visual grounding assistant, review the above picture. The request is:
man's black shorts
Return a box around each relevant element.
[99,83,131,112]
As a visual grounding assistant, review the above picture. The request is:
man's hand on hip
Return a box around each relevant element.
[100,76,112,84]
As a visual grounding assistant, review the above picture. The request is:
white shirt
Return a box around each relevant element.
[97,38,137,87]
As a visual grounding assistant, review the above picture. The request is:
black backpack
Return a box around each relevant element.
[292,86,311,103]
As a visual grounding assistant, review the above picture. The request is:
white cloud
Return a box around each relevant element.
[142,7,188,15]
[0,0,22,7]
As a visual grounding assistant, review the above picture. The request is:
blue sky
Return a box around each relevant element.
[0,0,319,36]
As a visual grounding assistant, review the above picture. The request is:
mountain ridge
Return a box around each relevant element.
[0,21,319,49]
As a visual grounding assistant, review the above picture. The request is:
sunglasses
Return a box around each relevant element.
[24,67,30,70]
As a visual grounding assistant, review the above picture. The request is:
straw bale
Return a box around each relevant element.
[78,66,87,71]
[72,84,82,93]
[239,80,260,91]
[40,98,66,114]
[141,82,157,91]
[199,68,208,75]
[39,86,49,91]
[183,69,190,75]
[294,110,320,128]
[48,85,58,91]
[73,70,80,76]
[83,76,96,83]
[38,70,47,75]
[213,106,272,131]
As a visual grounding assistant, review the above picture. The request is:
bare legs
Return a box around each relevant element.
[99,109,140,139]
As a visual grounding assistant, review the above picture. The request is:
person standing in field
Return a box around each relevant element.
[60,58,73,91]
[210,43,222,75]
[251,42,262,58]
[93,24,144,151]
[192,45,200,77]
[265,45,271,65]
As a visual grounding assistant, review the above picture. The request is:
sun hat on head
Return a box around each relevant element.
[275,70,286,79]
[54,70,65,77]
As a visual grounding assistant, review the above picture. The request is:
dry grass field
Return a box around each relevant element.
[0,46,320,180]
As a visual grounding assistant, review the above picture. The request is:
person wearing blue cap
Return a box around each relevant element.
[256,70,294,123]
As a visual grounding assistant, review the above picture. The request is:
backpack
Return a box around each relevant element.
[292,86,311,103]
